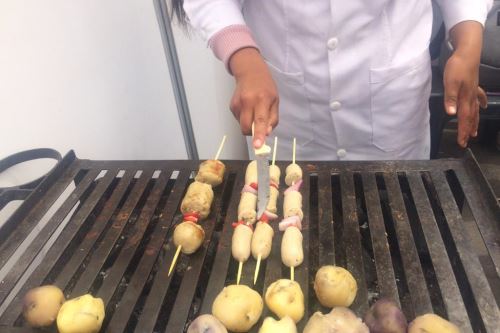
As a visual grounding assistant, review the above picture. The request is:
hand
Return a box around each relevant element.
[229,48,279,148]
[444,21,487,148]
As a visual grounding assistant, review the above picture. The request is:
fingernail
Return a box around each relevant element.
[474,131,478,137]
[449,106,457,115]
[254,139,262,148]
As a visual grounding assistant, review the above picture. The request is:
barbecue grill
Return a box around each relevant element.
[0,149,498,333]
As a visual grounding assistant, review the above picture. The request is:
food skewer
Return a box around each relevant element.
[168,136,227,276]
[279,138,304,281]
[253,136,280,284]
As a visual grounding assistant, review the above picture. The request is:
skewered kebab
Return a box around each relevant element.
[168,136,227,276]
[279,138,304,281]
[252,137,280,284]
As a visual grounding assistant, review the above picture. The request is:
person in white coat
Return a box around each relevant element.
[172,1,491,160]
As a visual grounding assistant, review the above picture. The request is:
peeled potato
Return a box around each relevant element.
[304,307,369,333]
[22,285,65,327]
[57,294,105,333]
[364,298,407,333]
[173,221,205,254]
[212,285,263,332]
[314,265,357,307]
[408,313,460,333]
[187,314,227,333]
[265,279,304,323]
[258,316,297,333]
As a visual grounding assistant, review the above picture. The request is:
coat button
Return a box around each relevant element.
[327,38,338,50]
[329,101,341,111]
[337,149,347,158]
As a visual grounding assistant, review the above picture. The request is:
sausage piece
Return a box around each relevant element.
[180,181,214,219]
[284,191,304,220]
[195,160,226,186]
[245,160,258,185]
[270,164,281,185]
[232,224,253,262]
[238,191,257,224]
[285,163,302,186]
[266,186,279,214]
[281,226,304,267]
[173,222,205,254]
[251,222,274,259]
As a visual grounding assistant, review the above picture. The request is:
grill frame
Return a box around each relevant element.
[0,150,498,332]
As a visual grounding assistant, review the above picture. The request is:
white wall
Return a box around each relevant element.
[172,23,249,160]
[0,0,187,161]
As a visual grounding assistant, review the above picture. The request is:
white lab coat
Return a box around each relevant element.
[184,0,492,161]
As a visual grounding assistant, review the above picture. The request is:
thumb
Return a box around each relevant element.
[444,79,460,116]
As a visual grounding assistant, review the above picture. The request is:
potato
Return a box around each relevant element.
[408,313,460,333]
[173,221,205,254]
[303,311,335,333]
[265,279,304,323]
[313,265,357,307]
[364,298,407,333]
[304,307,369,333]
[187,314,227,333]
[22,285,65,327]
[212,285,263,332]
[57,294,105,333]
[258,316,297,333]
[325,307,369,333]
[195,160,225,186]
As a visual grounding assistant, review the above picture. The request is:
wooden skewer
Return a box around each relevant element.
[237,261,243,285]
[272,136,278,166]
[214,135,227,160]
[254,253,262,285]
[291,266,295,281]
[168,245,182,276]
[292,137,296,164]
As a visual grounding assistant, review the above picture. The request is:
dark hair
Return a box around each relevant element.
[170,0,188,25]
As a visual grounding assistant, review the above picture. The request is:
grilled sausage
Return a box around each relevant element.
[195,160,226,186]
[281,226,304,267]
[285,163,302,186]
[266,186,279,214]
[180,181,214,219]
[232,224,253,262]
[251,222,274,260]
[173,221,205,254]
[245,160,258,185]
[270,164,281,185]
[238,191,258,224]
[284,190,303,220]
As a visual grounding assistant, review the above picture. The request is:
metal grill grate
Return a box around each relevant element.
[0,150,498,333]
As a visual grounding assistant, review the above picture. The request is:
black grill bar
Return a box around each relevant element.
[0,168,118,325]
[361,173,400,306]
[405,171,471,330]
[430,171,500,332]
[383,173,433,315]
[340,172,369,315]
[0,152,499,333]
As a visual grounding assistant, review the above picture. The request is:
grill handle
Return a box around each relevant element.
[0,148,62,210]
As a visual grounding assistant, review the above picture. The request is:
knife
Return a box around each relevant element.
[255,143,271,220]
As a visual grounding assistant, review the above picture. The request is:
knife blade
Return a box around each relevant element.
[255,143,271,220]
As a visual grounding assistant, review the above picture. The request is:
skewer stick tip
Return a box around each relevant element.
[292,138,296,164]
[214,135,227,160]
[168,245,182,277]
[290,266,294,281]
[272,137,278,166]
[237,261,243,285]
[254,254,262,285]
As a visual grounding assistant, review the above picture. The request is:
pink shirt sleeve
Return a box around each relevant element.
[208,24,259,73]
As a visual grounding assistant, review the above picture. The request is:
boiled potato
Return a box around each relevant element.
[265,279,304,323]
[22,285,65,327]
[303,311,334,333]
[313,265,357,307]
[408,313,460,333]
[304,307,369,333]
[325,307,369,332]
[258,316,297,333]
[187,314,227,333]
[57,294,105,333]
[212,285,263,332]
[364,298,407,333]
